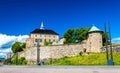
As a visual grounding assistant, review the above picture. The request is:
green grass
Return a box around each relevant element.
[46,52,120,66]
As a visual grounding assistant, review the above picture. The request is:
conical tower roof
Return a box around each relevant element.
[88,25,102,33]
[40,22,45,30]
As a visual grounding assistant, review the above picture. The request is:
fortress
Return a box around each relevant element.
[20,23,103,64]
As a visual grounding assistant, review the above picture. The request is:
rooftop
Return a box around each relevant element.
[88,25,102,33]
[31,22,59,35]
[31,29,59,35]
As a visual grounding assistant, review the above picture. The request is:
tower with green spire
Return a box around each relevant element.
[87,25,103,52]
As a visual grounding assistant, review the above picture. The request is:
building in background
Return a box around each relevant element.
[26,22,59,48]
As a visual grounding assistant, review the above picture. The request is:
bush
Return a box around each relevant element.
[79,51,83,56]
[12,57,27,65]
[44,41,52,46]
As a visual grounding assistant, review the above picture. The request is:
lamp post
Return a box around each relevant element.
[104,22,114,65]
[108,22,114,65]
[9,52,12,65]
[104,23,109,62]
[37,39,40,65]
[16,51,18,65]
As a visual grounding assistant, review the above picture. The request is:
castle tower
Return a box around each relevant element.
[87,25,103,52]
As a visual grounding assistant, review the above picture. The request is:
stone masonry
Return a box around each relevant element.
[19,44,83,64]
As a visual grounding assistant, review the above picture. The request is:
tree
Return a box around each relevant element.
[11,42,25,53]
[78,28,90,41]
[21,43,26,48]
[63,28,90,44]
[63,29,74,44]
[102,32,110,46]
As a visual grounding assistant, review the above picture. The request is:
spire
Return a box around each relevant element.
[40,22,45,30]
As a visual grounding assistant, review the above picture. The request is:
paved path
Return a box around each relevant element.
[0,66,120,73]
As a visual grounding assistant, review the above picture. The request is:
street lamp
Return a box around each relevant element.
[16,51,18,65]
[9,52,12,65]
[37,39,40,65]
[104,23,109,62]
[104,22,114,65]
[108,22,114,65]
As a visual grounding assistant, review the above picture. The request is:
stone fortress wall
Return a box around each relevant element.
[19,44,86,64]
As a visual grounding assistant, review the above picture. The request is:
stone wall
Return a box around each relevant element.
[19,44,84,64]
[87,32,102,52]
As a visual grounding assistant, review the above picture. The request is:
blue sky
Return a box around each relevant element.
[0,0,120,58]
[0,0,120,37]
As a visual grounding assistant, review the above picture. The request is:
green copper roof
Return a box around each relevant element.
[88,26,101,33]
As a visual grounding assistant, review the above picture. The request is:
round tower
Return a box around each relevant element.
[87,25,103,52]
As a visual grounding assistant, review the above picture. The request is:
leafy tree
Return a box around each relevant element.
[12,42,26,53]
[78,28,90,41]
[64,29,74,44]
[21,43,26,48]
[102,32,110,46]
[63,28,90,44]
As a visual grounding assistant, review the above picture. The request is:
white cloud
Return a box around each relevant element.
[112,37,120,44]
[0,33,29,47]
[0,33,29,58]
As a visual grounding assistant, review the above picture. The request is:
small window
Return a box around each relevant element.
[35,39,38,42]
[40,39,42,42]
[35,35,37,37]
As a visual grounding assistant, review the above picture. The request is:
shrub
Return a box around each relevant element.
[12,57,27,65]
[79,51,83,56]
[44,41,52,46]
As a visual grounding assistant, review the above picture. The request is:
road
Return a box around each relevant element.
[0,65,120,73]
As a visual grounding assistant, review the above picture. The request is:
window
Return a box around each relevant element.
[35,39,38,42]
[35,35,37,37]
[40,39,42,42]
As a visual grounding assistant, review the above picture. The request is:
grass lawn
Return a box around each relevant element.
[46,52,120,66]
